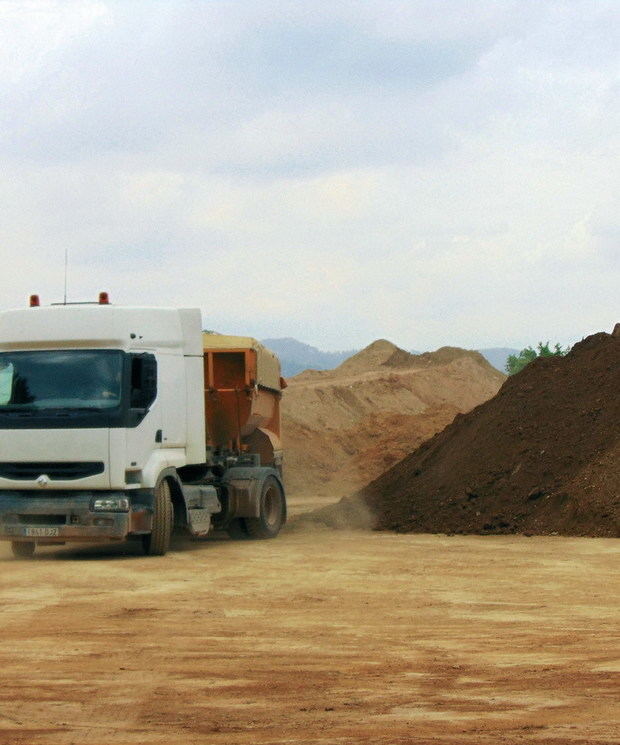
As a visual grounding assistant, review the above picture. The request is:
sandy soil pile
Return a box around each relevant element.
[353,330,620,537]
[283,340,505,498]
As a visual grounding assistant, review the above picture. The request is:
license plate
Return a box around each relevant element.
[22,527,60,537]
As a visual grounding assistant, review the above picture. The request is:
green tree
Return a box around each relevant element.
[505,342,570,375]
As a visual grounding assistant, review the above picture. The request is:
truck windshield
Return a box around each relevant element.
[0,350,123,411]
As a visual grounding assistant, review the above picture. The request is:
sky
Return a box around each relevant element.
[0,0,618,351]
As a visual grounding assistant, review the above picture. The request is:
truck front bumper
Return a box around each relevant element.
[0,491,152,543]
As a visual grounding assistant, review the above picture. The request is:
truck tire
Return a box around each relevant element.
[244,476,285,539]
[12,541,35,559]
[142,479,173,556]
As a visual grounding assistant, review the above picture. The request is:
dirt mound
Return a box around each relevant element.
[333,341,496,377]
[352,330,620,537]
[334,339,411,375]
[283,341,505,499]
[411,346,493,369]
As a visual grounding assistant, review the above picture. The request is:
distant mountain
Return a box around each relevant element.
[261,338,357,377]
[262,338,518,377]
[478,348,519,373]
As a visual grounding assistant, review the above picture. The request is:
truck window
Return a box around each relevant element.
[130,353,157,409]
[0,350,122,411]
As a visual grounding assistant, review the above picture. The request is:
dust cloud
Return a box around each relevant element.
[288,495,375,532]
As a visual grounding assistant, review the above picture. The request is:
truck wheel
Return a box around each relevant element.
[142,479,173,556]
[244,476,285,539]
[12,541,35,559]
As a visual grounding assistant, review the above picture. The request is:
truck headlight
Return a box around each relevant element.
[91,496,130,512]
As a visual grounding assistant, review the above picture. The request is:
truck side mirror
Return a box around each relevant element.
[130,353,157,410]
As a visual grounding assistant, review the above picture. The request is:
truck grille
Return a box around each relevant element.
[17,514,67,525]
[0,462,104,480]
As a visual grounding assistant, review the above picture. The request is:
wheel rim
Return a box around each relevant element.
[263,485,281,529]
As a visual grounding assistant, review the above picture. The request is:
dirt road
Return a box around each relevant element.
[0,506,618,744]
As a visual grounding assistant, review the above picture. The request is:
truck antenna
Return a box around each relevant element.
[63,248,68,304]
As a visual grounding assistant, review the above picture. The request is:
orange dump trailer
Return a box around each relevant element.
[202,334,285,473]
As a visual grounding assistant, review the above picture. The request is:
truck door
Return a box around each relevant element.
[110,353,162,488]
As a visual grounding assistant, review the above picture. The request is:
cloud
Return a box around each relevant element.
[0,1,618,350]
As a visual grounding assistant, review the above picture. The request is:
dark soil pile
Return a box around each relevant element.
[357,331,620,537]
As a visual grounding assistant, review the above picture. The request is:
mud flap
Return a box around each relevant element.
[183,485,221,537]
[187,508,212,537]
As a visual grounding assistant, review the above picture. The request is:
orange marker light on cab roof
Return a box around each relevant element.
[98,292,110,305]
[29,294,40,307]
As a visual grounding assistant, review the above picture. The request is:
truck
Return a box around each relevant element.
[0,293,287,557]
